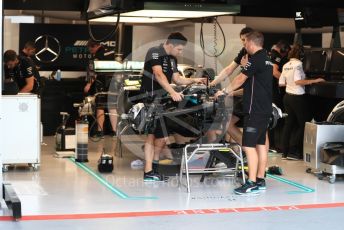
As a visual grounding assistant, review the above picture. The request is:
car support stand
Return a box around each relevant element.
[2,183,22,221]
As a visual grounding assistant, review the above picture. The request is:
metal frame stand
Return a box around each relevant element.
[179,143,246,193]
[115,120,131,158]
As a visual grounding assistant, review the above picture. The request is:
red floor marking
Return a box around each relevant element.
[1,202,344,222]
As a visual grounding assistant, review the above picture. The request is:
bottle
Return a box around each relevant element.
[75,115,89,163]
[56,69,61,81]
[196,64,203,78]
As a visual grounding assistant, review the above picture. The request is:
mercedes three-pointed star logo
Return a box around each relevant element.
[34,35,61,63]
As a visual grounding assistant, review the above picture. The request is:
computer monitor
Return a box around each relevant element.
[304,50,328,73]
[330,49,344,74]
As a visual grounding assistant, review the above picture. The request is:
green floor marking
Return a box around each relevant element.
[69,158,158,200]
[267,174,315,194]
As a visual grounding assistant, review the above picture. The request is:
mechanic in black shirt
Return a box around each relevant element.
[4,50,37,93]
[20,41,41,90]
[84,40,117,138]
[268,40,291,151]
[209,27,254,145]
[270,40,290,108]
[141,32,206,182]
[216,31,273,195]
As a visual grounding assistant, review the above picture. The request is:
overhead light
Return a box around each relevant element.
[90,16,183,23]
[94,60,123,72]
[86,1,240,20]
[122,10,231,18]
[93,60,145,72]
[125,61,144,70]
[122,2,239,18]
[4,16,35,23]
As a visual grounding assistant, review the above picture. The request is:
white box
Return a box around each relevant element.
[1,95,41,166]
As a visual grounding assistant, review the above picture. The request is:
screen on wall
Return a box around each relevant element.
[330,49,344,73]
[19,24,132,71]
[304,50,328,73]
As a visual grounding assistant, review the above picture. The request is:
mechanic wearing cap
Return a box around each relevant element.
[84,40,118,138]
[141,32,206,182]
[4,50,38,94]
[216,31,273,195]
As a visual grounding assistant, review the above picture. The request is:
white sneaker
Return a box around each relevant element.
[131,159,144,169]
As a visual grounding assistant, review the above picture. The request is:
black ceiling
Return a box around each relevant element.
[231,0,344,6]
[237,0,344,18]
[3,0,344,18]
[4,0,87,11]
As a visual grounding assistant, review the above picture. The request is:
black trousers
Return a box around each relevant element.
[269,86,286,150]
[282,93,312,157]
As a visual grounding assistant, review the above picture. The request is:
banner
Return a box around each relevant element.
[19,24,132,71]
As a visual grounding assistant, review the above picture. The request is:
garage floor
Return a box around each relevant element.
[1,136,344,229]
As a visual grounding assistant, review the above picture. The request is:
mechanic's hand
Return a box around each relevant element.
[313,78,325,84]
[227,91,234,97]
[193,78,207,85]
[170,91,184,102]
[240,54,249,67]
[84,83,91,94]
[214,90,225,100]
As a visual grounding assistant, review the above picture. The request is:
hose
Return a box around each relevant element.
[200,17,226,58]
[86,13,121,42]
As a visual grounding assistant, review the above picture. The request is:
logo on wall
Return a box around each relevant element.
[35,35,61,63]
[295,12,304,21]
[64,40,117,60]
[73,40,116,47]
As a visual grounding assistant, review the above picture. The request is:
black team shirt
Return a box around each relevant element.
[241,49,273,116]
[19,51,41,84]
[141,44,179,97]
[270,49,289,95]
[270,49,288,72]
[5,56,37,92]
[89,46,114,93]
[231,47,250,96]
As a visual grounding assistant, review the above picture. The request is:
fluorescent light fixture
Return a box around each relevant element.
[125,61,144,70]
[122,10,232,18]
[93,60,145,72]
[87,1,240,21]
[94,60,124,72]
[121,2,239,18]
[91,16,182,23]
[5,16,35,23]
